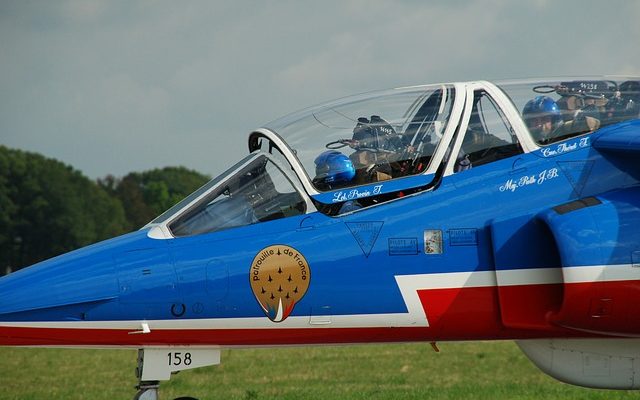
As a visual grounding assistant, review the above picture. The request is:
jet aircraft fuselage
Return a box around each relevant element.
[2,77,640,397]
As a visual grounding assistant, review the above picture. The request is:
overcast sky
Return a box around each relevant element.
[2,1,639,180]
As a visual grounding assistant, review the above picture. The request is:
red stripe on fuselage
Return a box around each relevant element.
[3,281,630,347]
[417,286,504,340]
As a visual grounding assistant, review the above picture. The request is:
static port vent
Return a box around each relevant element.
[553,197,602,215]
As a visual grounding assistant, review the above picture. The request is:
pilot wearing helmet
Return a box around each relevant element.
[313,150,362,213]
[522,96,564,144]
[523,95,602,145]
[312,150,356,190]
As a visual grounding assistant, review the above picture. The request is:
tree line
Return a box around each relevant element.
[0,145,210,274]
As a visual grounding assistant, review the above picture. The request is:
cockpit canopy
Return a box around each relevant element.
[147,76,640,238]
[497,78,640,145]
[263,84,457,193]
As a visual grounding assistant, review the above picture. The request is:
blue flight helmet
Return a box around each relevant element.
[523,96,562,128]
[313,150,356,188]
[522,96,562,141]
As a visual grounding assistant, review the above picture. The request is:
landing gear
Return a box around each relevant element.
[132,347,221,400]
[134,382,199,400]
[134,350,162,400]
[133,379,160,400]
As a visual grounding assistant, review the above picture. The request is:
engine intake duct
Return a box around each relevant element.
[539,187,640,337]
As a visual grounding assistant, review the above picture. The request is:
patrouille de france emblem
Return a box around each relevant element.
[250,245,310,322]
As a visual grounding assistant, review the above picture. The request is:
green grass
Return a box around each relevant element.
[0,341,635,399]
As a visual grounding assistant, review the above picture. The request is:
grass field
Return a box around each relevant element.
[0,341,636,400]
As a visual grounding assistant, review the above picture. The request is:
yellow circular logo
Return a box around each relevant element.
[249,245,310,322]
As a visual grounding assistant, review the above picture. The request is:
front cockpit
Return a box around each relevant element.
[169,154,309,237]
[146,152,313,238]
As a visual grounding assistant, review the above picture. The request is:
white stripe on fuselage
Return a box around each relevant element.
[1,265,637,330]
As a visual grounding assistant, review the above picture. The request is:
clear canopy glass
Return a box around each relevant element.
[169,154,306,237]
[264,84,456,191]
[497,77,640,145]
[147,76,640,233]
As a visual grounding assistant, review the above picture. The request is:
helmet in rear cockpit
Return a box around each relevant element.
[313,150,356,189]
[523,96,563,141]
[523,96,562,127]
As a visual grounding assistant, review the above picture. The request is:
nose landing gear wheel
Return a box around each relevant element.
[133,382,200,400]
[133,381,159,400]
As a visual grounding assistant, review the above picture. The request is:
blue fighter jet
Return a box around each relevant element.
[1,77,640,399]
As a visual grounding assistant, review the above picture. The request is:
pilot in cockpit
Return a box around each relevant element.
[523,94,604,145]
[522,96,564,144]
[312,150,362,213]
[312,150,356,191]
[322,114,430,186]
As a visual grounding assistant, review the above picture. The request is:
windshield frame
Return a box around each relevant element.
[144,152,316,239]
[145,155,255,226]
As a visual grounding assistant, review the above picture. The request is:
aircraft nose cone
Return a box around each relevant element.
[0,230,153,318]
[0,250,117,346]
[0,253,119,317]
